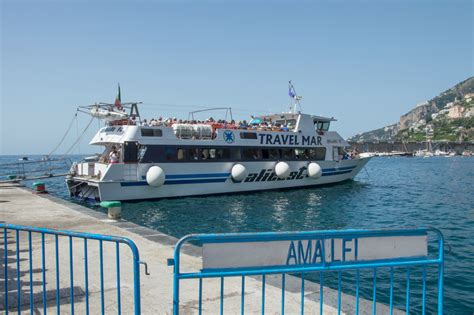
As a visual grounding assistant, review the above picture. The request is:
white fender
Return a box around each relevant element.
[307,162,322,179]
[231,164,247,182]
[275,161,291,179]
[146,166,166,187]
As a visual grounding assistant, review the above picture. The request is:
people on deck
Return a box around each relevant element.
[109,146,120,163]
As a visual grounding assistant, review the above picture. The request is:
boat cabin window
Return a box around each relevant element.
[243,148,261,160]
[294,148,326,161]
[138,145,327,163]
[141,128,163,137]
[216,148,231,159]
[314,121,330,131]
[240,132,258,139]
[262,149,279,160]
[310,148,326,160]
[177,148,185,161]
[281,148,295,160]
[164,147,176,161]
[201,148,217,160]
[189,148,199,160]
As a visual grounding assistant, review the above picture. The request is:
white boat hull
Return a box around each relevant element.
[67,158,370,201]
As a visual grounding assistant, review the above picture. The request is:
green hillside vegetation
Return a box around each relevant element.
[398,116,474,142]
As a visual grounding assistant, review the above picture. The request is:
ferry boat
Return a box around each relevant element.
[66,87,371,201]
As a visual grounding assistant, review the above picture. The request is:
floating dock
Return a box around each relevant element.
[0,184,402,314]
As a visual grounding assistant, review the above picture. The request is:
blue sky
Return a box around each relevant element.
[1,0,472,154]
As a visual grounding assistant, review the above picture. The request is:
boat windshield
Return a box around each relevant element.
[315,120,330,131]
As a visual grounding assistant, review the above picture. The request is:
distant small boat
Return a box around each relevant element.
[359,152,377,158]
[414,150,433,158]
[434,150,448,156]
[18,157,29,161]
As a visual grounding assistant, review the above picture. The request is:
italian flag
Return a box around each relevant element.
[114,84,121,109]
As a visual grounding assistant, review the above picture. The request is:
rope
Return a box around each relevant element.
[62,116,95,156]
[76,114,82,155]
[46,112,78,158]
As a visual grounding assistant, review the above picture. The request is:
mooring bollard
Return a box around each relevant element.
[100,201,122,220]
[32,181,47,194]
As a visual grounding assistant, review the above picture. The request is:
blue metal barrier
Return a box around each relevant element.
[0,223,141,314]
[172,228,444,315]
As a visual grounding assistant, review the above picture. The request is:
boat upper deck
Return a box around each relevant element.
[90,111,347,148]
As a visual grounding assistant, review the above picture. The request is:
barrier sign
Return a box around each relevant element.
[202,234,427,270]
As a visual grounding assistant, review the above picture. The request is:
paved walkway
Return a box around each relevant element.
[0,184,397,314]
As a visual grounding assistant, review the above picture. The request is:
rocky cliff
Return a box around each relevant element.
[349,77,474,142]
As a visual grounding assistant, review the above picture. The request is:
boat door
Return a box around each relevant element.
[123,141,139,181]
[123,141,139,163]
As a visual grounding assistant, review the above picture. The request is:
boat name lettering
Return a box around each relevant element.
[258,134,322,146]
[243,167,307,183]
[104,126,123,133]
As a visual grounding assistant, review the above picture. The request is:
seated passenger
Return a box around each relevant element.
[237,121,244,129]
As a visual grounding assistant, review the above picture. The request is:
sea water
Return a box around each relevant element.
[1,155,473,313]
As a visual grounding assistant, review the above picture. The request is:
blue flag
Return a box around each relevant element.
[289,87,296,98]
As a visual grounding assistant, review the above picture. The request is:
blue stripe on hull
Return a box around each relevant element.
[141,173,230,180]
[166,173,230,179]
[321,170,353,176]
[165,178,227,185]
[322,165,357,172]
[121,167,355,186]
[121,178,228,186]
[120,181,148,187]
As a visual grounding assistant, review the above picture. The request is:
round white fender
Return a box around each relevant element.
[307,162,322,179]
[146,166,166,187]
[231,163,247,182]
[275,161,291,179]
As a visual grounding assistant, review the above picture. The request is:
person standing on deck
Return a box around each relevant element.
[109,146,120,163]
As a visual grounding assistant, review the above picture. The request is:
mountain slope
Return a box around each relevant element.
[349,77,474,142]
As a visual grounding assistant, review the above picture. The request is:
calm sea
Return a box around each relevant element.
[1,155,473,314]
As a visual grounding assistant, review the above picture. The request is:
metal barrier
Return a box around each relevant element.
[171,228,443,315]
[0,223,141,314]
[0,158,72,183]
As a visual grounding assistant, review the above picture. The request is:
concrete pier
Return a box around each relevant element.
[0,184,400,314]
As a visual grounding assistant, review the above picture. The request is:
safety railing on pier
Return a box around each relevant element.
[0,223,142,314]
[171,228,444,315]
[0,158,72,182]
